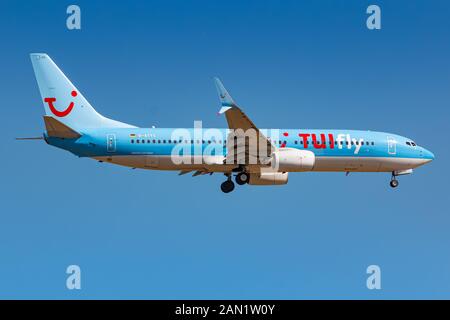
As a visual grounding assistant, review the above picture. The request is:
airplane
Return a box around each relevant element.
[25,53,434,193]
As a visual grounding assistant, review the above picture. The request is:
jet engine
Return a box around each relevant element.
[271,148,315,172]
[248,172,289,185]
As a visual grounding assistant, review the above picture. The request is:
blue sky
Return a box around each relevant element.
[0,0,449,299]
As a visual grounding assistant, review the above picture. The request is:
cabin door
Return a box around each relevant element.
[387,136,396,155]
[107,134,116,153]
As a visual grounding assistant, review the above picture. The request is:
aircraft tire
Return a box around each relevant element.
[390,179,399,188]
[221,180,235,193]
[236,172,249,185]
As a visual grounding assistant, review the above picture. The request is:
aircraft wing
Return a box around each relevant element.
[214,78,276,166]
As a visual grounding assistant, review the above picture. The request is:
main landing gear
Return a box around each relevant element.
[220,172,249,193]
[235,172,249,185]
[390,172,399,188]
[220,175,235,193]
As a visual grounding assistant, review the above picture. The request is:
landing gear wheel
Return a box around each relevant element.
[390,179,399,188]
[236,172,249,185]
[221,180,235,193]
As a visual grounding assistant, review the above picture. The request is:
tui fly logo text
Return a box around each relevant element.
[282,132,366,154]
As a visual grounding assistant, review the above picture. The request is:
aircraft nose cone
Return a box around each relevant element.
[424,148,435,162]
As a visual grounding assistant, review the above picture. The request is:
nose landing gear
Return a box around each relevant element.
[390,172,399,188]
[390,179,399,188]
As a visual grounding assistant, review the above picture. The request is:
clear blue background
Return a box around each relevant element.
[0,0,448,299]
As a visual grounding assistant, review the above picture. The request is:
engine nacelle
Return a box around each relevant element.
[248,172,289,185]
[271,148,315,172]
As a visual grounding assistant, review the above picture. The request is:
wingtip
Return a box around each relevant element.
[213,77,223,89]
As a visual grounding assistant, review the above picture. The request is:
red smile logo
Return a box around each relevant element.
[44,90,77,117]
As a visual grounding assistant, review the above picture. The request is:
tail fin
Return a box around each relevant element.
[30,53,136,130]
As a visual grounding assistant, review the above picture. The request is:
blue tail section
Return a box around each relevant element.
[30,53,136,131]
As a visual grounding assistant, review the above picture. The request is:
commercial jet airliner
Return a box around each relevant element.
[25,53,434,193]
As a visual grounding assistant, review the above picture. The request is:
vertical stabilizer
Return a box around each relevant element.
[30,53,136,130]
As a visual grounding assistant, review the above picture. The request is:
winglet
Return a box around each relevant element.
[214,77,237,113]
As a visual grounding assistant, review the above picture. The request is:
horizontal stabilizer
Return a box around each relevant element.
[43,116,81,139]
[16,137,44,140]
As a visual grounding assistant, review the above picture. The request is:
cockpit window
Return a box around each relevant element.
[406,142,411,146]
[411,142,416,146]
